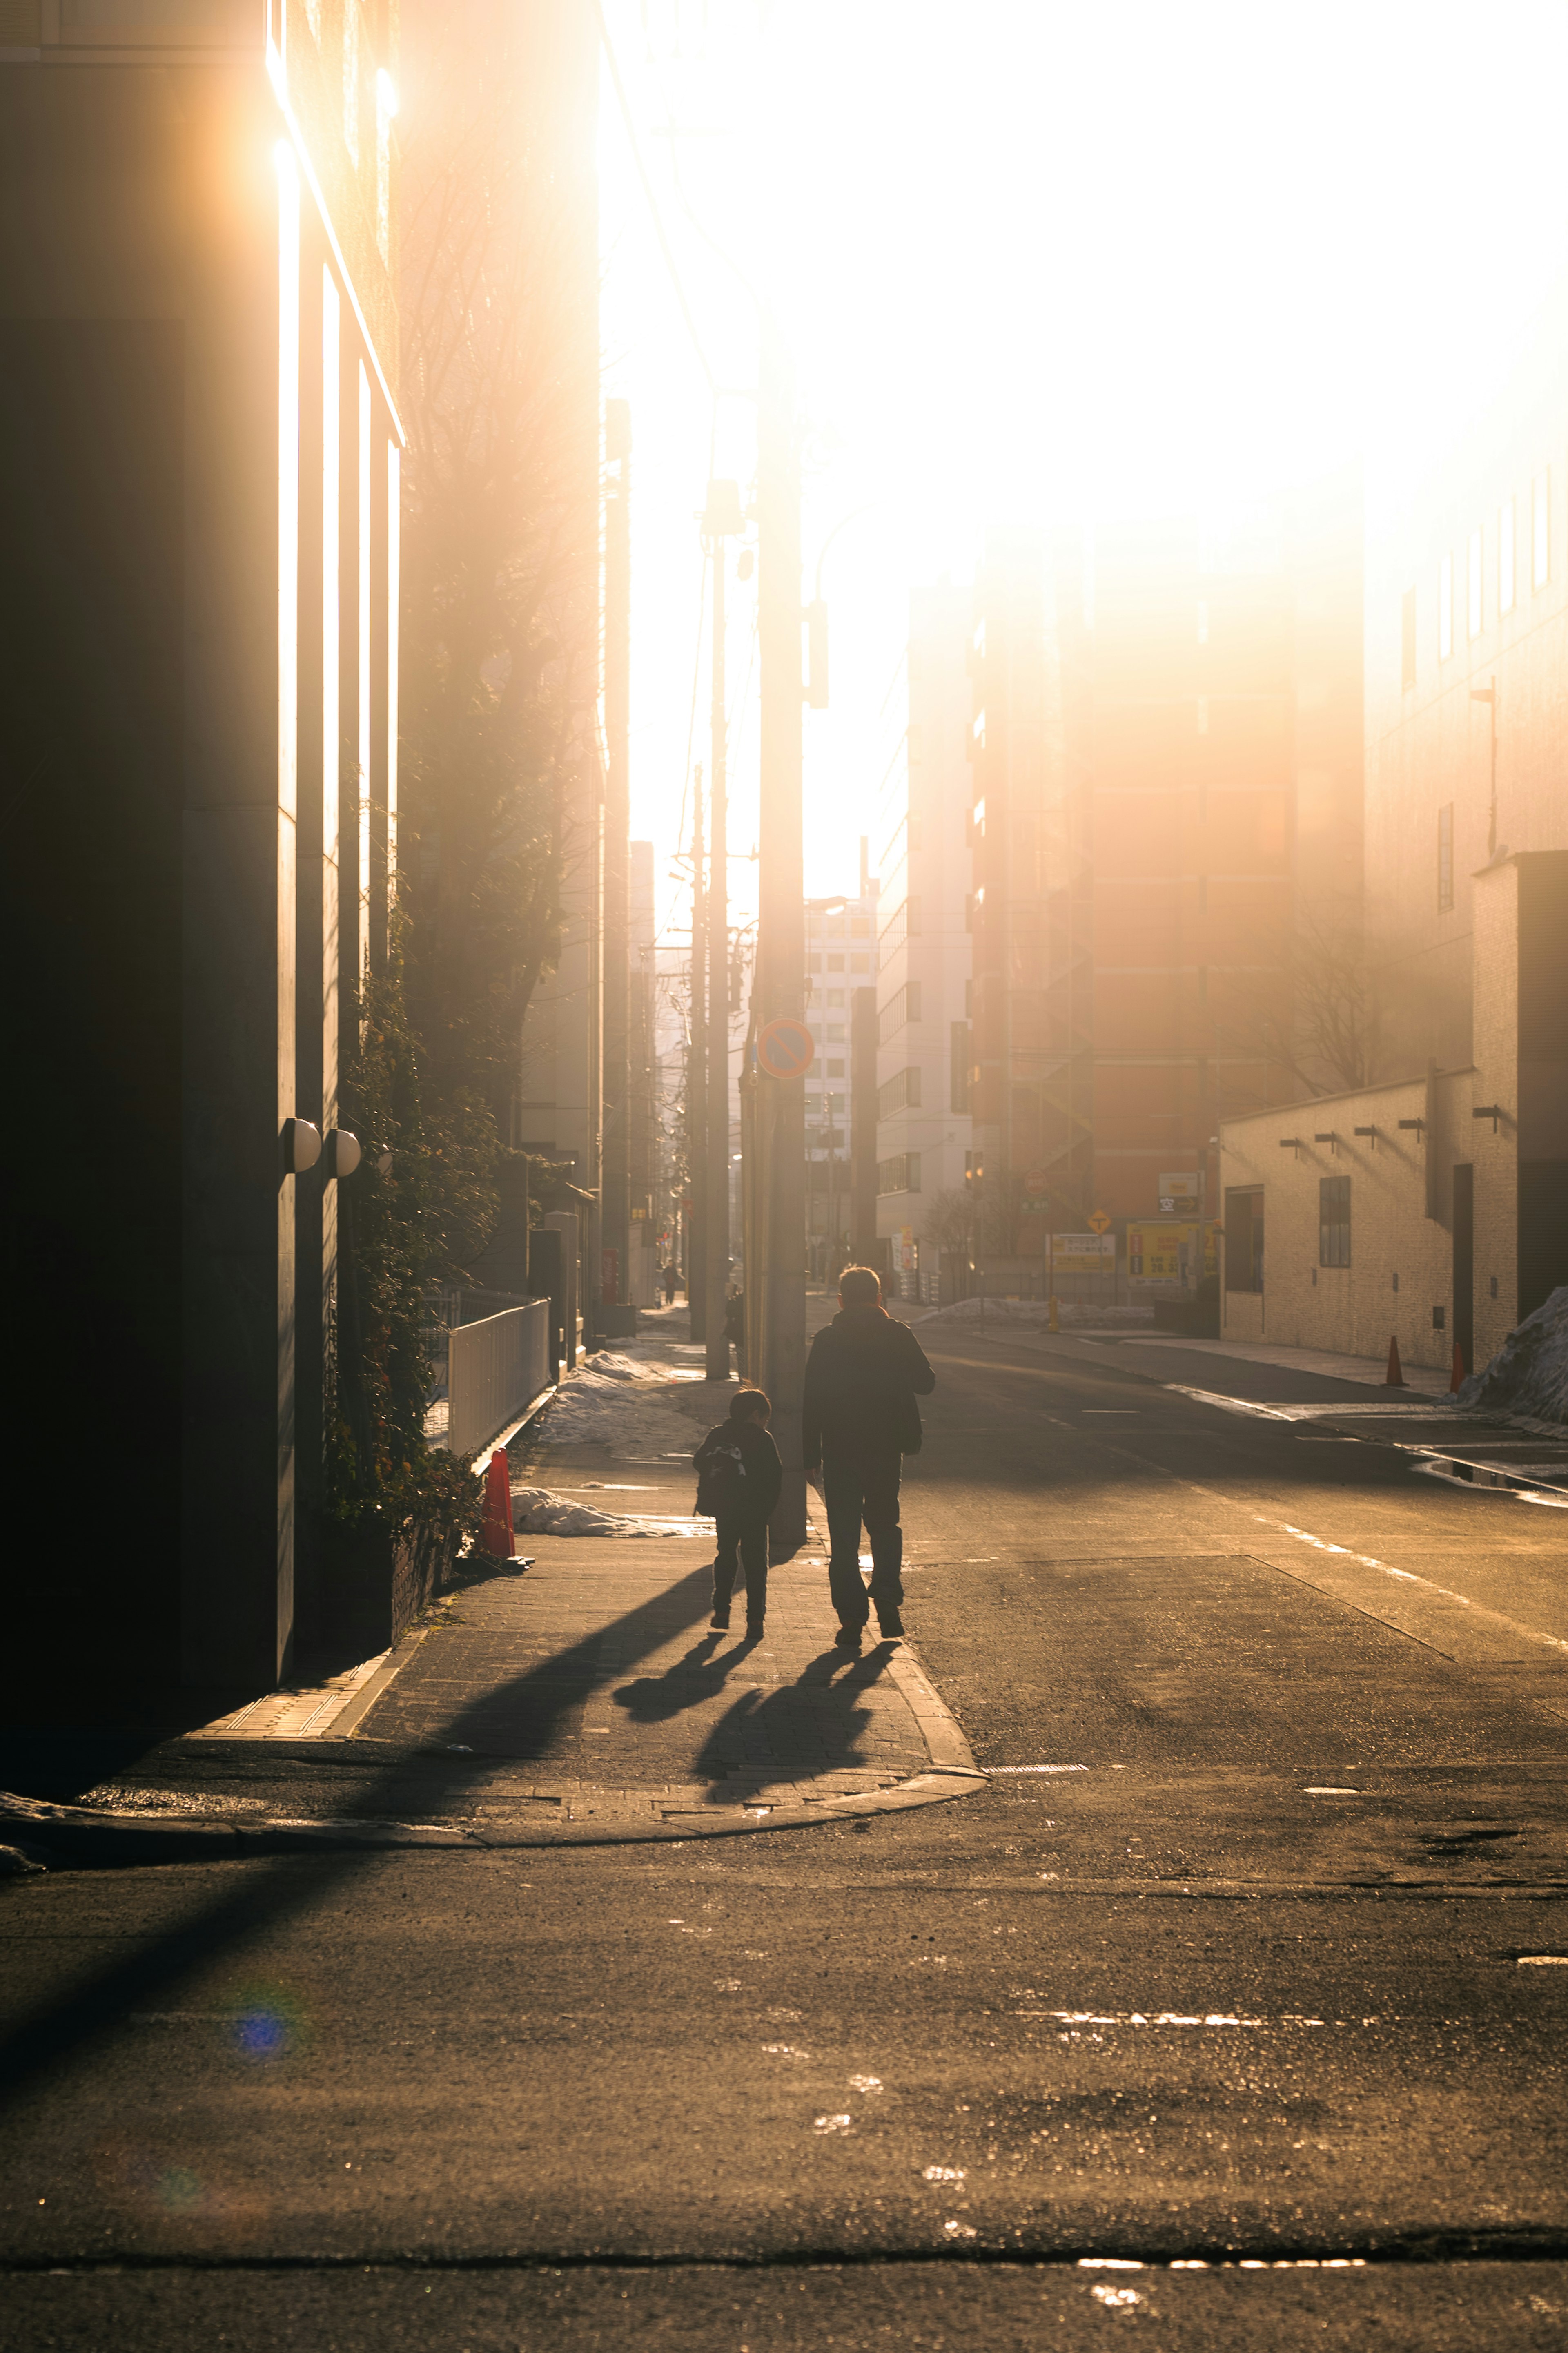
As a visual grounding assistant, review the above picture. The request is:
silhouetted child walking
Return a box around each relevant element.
[693,1388,782,1639]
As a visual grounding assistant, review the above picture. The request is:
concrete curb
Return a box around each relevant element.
[0,1641,988,1869]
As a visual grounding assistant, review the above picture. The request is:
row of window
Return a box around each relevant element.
[807,914,874,942]
[878,1066,921,1118]
[1225,1178,1348,1288]
[877,1151,922,1197]
[1401,470,1551,687]
[878,980,922,1043]
[806,950,872,974]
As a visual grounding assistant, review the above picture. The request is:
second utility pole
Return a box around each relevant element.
[704,488,735,1382]
[688,763,707,1345]
[755,316,807,1547]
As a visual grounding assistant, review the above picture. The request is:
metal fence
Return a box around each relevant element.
[445,1298,552,1459]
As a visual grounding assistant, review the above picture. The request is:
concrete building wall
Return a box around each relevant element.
[1365,305,1568,1076]
[1220,853,1568,1374]
[0,0,402,1690]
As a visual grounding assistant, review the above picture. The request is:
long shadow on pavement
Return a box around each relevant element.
[0,1559,717,2110]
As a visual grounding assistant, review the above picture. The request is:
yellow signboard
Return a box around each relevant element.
[1127,1222,1197,1288]
[1050,1232,1116,1275]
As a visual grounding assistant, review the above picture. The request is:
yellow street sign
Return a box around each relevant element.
[1087,1209,1112,1234]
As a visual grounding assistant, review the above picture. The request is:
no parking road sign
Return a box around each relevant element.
[756,1017,815,1079]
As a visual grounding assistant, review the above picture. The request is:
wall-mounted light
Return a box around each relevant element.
[1353,1124,1379,1149]
[283,1118,321,1173]
[1472,1103,1505,1133]
[324,1129,362,1180]
[1396,1117,1425,1138]
[1313,1131,1339,1153]
[1278,1137,1303,1152]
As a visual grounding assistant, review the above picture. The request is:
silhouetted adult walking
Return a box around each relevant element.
[801,1264,935,1649]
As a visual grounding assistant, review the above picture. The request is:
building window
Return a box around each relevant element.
[1438,803,1454,912]
[851,916,871,937]
[950,1020,971,1113]
[826,1058,844,1077]
[1438,551,1453,660]
[1319,1174,1351,1268]
[877,1067,922,1118]
[1224,1187,1264,1293]
[1401,587,1417,689]
[877,1151,921,1197]
[1467,528,1482,639]
[878,988,907,1045]
[826,988,844,1006]
[850,952,869,972]
[1533,469,1550,589]
[1499,496,1516,615]
[826,953,844,970]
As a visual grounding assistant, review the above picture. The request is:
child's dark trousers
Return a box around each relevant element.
[712,1511,769,1628]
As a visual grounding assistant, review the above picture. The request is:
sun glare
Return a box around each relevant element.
[601,0,1568,911]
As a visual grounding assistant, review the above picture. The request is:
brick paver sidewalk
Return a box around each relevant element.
[345,1333,948,1828]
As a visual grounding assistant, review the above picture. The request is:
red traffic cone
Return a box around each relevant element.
[1449,1340,1466,1393]
[1385,1334,1405,1387]
[480,1449,515,1558]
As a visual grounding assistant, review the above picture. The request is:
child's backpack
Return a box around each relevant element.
[694,1430,748,1518]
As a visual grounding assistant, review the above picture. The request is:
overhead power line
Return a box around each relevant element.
[596,2,717,397]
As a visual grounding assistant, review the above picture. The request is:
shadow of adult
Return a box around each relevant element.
[687,1641,900,1803]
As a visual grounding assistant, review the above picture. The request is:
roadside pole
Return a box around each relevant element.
[688,763,707,1345]
[704,484,741,1381]
[601,399,631,1309]
[756,314,807,1548]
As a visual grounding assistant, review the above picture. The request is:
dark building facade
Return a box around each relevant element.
[2,0,401,1697]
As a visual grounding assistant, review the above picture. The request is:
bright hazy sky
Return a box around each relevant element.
[598,0,1568,948]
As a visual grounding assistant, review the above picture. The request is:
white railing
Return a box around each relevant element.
[445,1299,552,1458]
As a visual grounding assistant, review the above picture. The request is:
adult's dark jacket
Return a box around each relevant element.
[801,1304,936,1470]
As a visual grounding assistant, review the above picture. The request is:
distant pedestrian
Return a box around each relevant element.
[802,1264,935,1649]
[662,1260,679,1305]
[693,1388,782,1640]
[723,1286,746,1375]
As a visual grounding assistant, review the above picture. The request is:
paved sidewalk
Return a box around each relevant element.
[9,1318,980,1857]
[341,1330,964,1829]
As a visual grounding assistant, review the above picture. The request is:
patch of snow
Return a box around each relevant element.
[1457,1286,1568,1426]
[510,1484,713,1539]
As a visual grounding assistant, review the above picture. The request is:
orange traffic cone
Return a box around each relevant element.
[1385,1334,1405,1387]
[480,1449,515,1558]
[1449,1341,1466,1393]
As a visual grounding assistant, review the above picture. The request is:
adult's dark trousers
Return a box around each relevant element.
[821,1448,902,1631]
[712,1511,768,1627]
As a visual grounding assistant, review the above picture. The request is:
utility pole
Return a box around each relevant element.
[702,482,743,1381]
[688,762,707,1344]
[601,399,632,1312]
[755,315,806,1547]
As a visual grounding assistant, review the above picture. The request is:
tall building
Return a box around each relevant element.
[2,0,402,1689]
[965,495,1363,1298]
[875,587,975,1301]
[804,874,878,1278]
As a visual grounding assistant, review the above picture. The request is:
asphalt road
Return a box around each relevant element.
[4,1324,1566,2351]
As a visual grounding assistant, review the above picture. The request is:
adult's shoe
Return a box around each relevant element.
[709,1608,731,1631]
[834,1624,864,1653]
[877,1608,904,1638]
